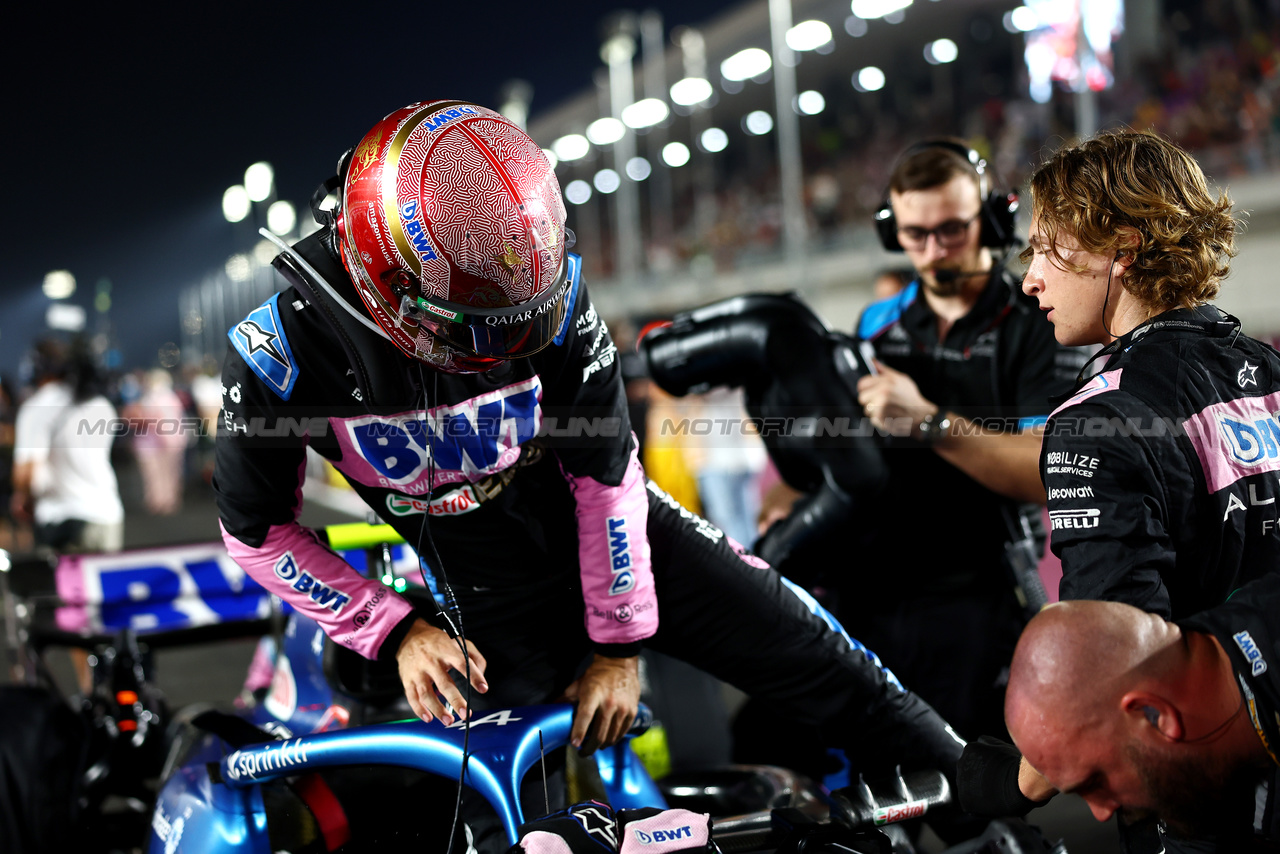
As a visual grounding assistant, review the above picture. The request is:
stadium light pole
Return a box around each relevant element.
[768,0,807,267]
[677,28,718,239]
[641,10,674,259]
[601,17,643,286]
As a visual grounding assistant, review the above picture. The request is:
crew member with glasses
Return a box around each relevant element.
[829,139,1086,740]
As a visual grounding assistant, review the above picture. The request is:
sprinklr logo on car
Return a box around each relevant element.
[224,738,310,781]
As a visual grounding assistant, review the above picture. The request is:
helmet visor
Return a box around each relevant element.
[400,255,576,360]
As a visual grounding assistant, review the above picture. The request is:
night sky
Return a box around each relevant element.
[2,1,742,374]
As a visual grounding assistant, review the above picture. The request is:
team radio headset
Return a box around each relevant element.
[868,139,1021,440]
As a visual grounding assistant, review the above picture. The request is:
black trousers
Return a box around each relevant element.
[448,481,964,781]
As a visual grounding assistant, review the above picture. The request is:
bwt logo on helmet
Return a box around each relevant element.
[273,552,352,614]
[421,105,479,133]
[1233,629,1269,676]
[1219,414,1280,466]
[398,200,439,262]
[606,516,635,596]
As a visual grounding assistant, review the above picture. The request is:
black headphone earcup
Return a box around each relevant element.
[979,190,1018,248]
[874,203,903,252]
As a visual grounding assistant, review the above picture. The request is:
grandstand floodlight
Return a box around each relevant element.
[743,110,774,135]
[222,185,251,223]
[1005,6,1040,32]
[796,90,826,115]
[850,0,912,20]
[845,16,869,37]
[42,270,76,300]
[244,162,274,202]
[542,148,559,170]
[700,128,729,152]
[924,38,958,65]
[586,118,625,145]
[564,179,593,205]
[670,76,714,106]
[625,157,652,181]
[225,254,252,282]
[720,48,772,82]
[266,200,296,235]
[662,142,691,167]
[553,134,591,162]
[593,168,622,194]
[786,20,834,52]
[253,239,278,266]
[853,66,886,92]
[621,98,670,129]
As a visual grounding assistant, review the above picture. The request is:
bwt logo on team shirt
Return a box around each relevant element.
[273,553,352,614]
[1219,414,1280,466]
[1233,629,1269,676]
[606,516,635,596]
[633,826,693,844]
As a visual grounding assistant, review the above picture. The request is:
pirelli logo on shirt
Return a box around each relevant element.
[1048,508,1101,531]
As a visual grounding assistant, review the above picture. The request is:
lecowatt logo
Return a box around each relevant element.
[634,826,694,844]
[1049,508,1101,530]
[1234,630,1269,677]
[1048,486,1095,501]
[225,739,309,781]
[606,516,635,595]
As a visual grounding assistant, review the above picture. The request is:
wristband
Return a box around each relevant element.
[916,411,952,444]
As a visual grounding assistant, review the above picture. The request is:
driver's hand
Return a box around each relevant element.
[562,654,640,756]
[395,618,488,726]
[856,361,934,436]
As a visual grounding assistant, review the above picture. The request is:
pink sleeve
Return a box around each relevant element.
[562,445,657,648]
[219,520,415,660]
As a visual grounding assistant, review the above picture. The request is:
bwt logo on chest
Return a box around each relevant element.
[1220,413,1280,466]
[606,516,635,596]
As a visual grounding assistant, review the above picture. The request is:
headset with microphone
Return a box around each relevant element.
[873,139,1019,253]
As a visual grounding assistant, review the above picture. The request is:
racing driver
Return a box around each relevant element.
[213,101,966,810]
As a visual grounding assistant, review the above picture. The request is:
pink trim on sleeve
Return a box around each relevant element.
[563,446,658,646]
[219,520,415,660]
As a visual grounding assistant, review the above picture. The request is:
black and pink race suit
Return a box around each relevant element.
[212,233,966,779]
[1043,306,1280,618]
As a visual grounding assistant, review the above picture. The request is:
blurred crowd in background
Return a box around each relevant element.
[6,0,1280,553]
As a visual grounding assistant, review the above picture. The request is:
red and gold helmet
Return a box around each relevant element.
[335,101,572,373]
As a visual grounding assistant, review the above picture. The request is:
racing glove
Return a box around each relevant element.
[956,736,1050,817]
[510,801,620,854]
